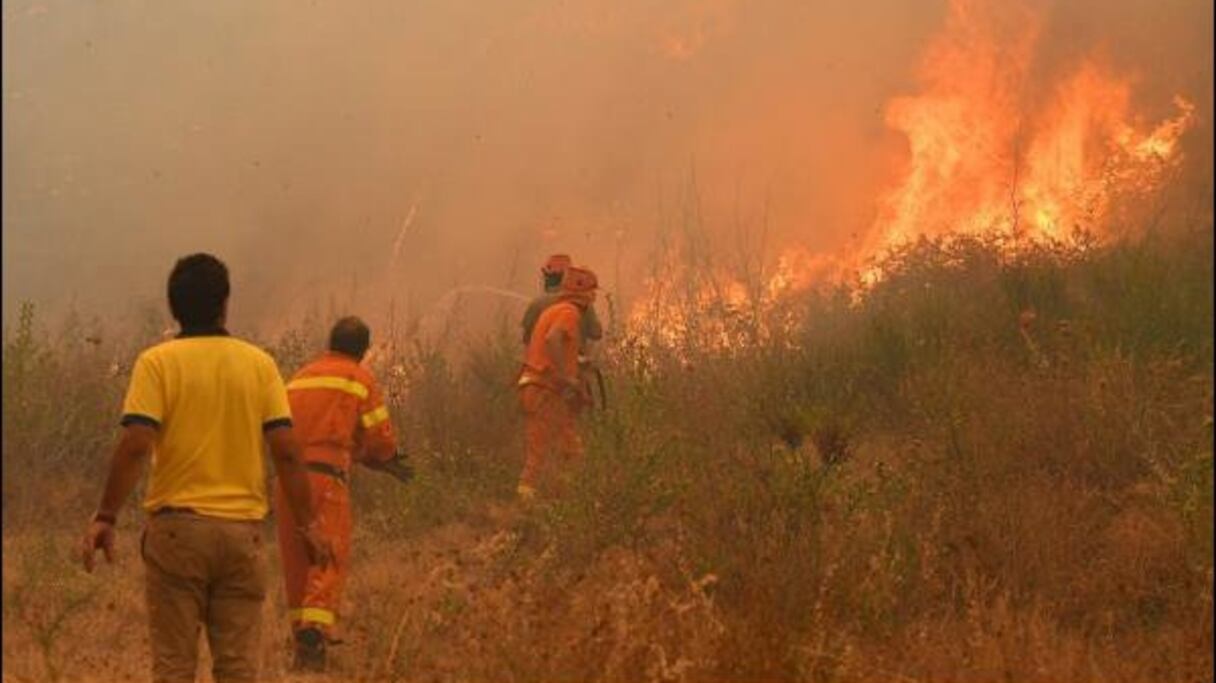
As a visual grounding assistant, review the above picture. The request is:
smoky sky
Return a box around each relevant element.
[3,0,1211,335]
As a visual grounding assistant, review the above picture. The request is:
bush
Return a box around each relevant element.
[3,222,1211,681]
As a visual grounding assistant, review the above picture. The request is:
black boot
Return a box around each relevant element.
[293,626,327,672]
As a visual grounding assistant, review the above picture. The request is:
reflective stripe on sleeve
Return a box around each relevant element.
[361,405,390,428]
[289,607,336,626]
[286,376,369,400]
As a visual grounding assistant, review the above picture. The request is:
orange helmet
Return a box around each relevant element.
[560,266,598,294]
[541,254,573,276]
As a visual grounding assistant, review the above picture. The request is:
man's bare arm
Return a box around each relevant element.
[98,424,155,515]
[265,425,315,526]
[81,424,155,571]
[265,426,333,566]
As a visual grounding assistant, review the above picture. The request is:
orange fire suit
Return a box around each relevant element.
[274,351,396,636]
[517,299,586,491]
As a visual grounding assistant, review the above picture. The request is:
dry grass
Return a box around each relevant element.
[2,223,1212,681]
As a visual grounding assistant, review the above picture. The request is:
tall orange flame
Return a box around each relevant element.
[865,0,1194,262]
[629,0,1196,347]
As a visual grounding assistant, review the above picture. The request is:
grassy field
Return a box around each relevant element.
[2,221,1212,682]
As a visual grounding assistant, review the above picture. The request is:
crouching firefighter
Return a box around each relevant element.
[274,316,413,671]
[516,266,599,500]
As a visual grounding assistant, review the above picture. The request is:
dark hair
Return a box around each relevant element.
[329,316,371,360]
[167,253,230,328]
[543,272,563,291]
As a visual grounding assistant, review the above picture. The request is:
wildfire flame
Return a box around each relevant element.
[629,0,1196,348]
[871,2,1195,255]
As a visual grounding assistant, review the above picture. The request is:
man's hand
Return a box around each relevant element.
[81,519,116,573]
[299,522,334,568]
[364,451,415,484]
[266,426,333,566]
[83,423,154,574]
[558,376,590,409]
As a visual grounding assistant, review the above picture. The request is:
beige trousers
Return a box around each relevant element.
[142,513,268,683]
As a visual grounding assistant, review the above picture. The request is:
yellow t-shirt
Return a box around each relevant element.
[121,333,292,520]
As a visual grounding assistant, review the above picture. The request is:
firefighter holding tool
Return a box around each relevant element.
[522,254,608,409]
[516,266,599,500]
[274,316,413,672]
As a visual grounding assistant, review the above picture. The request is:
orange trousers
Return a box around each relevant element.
[519,384,585,490]
[274,467,351,635]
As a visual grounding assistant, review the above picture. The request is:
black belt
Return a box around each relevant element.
[149,507,258,525]
[151,506,198,517]
[306,461,348,484]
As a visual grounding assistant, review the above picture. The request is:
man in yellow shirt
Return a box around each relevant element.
[80,253,332,683]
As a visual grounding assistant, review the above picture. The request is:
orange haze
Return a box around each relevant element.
[3,0,1210,340]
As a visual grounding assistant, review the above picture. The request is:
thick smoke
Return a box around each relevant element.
[3,0,1210,336]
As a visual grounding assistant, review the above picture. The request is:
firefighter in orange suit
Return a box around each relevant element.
[521,253,603,349]
[274,316,403,671]
[516,266,598,500]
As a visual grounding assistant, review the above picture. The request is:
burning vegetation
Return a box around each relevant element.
[2,0,1212,681]
[872,0,1195,250]
[630,0,1199,350]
